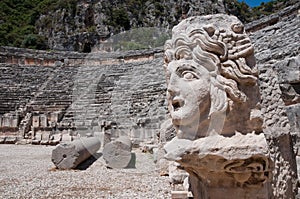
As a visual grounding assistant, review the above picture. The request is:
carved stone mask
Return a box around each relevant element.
[164,14,260,139]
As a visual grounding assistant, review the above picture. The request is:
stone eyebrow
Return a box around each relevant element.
[175,63,197,71]
[175,64,201,77]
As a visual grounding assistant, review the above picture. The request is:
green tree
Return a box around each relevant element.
[21,34,47,49]
[112,8,131,31]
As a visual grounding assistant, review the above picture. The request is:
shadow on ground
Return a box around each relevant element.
[75,152,102,170]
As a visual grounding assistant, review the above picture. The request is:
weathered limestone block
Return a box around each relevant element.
[52,137,101,169]
[0,114,19,128]
[40,132,50,145]
[40,114,48,127]
[168,161,189,186]
[2,115,11,127]
[49,133,61,145]
[259,65,298,198]
[0,136,5,144]
[275,56,300,85]
[32,132,42,145]
[102,136,134,168]
[171,190,193,199]
[61,133,73,142]
[165,134,273,198]
[4,136,17,144]
[163,14,275,198]
[11,115,19,127]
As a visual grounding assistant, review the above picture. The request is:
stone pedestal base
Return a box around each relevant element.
[165,133,274,199]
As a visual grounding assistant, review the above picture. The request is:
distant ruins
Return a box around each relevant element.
[0,3,299,198]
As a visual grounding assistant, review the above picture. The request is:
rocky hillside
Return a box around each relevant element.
[0,0,298,52]
[35,0,226,52]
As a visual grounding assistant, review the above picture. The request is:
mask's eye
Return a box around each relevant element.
[182,71,197,80]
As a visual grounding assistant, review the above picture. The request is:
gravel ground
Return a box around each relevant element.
[0,144,171,198]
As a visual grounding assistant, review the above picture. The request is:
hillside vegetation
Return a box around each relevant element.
[0,0,77,49]
[0,0,295,51]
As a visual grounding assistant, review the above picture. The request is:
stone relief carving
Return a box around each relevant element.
[163,14,274,198]
[164,14,263,140]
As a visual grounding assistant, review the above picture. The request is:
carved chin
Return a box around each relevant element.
[170,108,200,126]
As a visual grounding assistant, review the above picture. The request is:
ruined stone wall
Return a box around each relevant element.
[0,47,167,144]
[61,56,168,143]
[250,9,300,147]
[249,11,299,198]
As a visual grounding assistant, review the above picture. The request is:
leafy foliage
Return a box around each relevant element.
[0,0,76,49]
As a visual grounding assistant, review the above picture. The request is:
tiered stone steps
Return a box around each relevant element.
[0,63,56,114]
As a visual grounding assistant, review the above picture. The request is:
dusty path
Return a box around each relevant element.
[0,144,171,198]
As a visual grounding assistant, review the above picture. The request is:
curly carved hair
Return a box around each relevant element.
[164,14,258,115]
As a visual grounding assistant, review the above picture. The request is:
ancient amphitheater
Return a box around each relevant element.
[0,3,299,199]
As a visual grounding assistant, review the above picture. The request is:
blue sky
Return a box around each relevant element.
[238,0,273,7]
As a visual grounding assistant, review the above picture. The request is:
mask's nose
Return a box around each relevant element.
[167,74,180,98]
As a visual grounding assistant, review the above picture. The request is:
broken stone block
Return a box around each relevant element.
[0,136,6,144]
[168,161,189,186]
[26,139,33,144]
[50,133,61,145]
[5,136,17,144]
[32,132,42,145]
[51,137,101,169]
[16,139,27,145]
[165,134,273,199]
[11,115,19,127]
[2,116,11,127]
[61,133,72,143]
[158,118,176,143]
[40,132,50,145]
[103,136,135,168]
[40,114,48,127]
